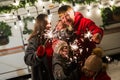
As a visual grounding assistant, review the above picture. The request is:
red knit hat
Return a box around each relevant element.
[52,39,68,54]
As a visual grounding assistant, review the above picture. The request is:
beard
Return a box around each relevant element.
[67,25,73,31]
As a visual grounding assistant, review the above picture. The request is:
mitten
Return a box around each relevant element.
[37,45,45,57]
[45,42,53,57]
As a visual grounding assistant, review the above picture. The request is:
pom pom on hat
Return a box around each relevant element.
[92,47,104,57]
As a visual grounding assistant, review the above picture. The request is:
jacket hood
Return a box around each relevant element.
[74,12,84,29]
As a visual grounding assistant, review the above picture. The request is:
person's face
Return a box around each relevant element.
[59,46,69,59]
[83,68,96,77]
[45,19,51,30]
[59,10,75,26]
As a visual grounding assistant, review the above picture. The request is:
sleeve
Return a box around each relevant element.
[96,72,111,80]
[53,64,67,80]
[83,18,104,38]
[24,37,43,66]
[100,72,111,80]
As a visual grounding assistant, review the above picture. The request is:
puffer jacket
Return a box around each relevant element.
[63,63,111,80]
[24,36,54,80]
[53,52,79,80]
[69,12,104,64]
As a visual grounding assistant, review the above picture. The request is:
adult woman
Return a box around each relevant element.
[24,14,54,80]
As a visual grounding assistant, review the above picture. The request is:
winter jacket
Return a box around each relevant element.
[64,64,111,80]
[53,52,79,80]
[24,36,54,80]
[80,71,111,80]
[69,12,104,64]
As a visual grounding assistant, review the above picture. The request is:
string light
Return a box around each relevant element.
[86,9,91,17]
[27,10,31,16]
[12,0,19,6]
[109,0,114,6]
[14,22,17,29]
[47,9,52,22]
[0,0,118,25]
[87,4,92,10]
[62,1,67,5]
[26,3,29,7]
[47,9,50,15]
[98,3,103,9]
[17,15,23,26]
[72,1,75,7]
[25,0,30,7]
[97,9,101,15]
[38,0,43,5]
[43,6,46,13]
[32,17,35,23]
[49,0,52,3]
[5,14,10,19]
[59,3,64,7]
[72,1,79,11]
[17,15,21,21]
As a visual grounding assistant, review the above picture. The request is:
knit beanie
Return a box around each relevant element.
[83,48,103,72]
[52,39,68,54]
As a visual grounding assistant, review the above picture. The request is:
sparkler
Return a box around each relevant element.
[44,27,94,65]
[68,29,93,64]
[44,29,53,39]
[70,39,79,51]
[84,30,92,41]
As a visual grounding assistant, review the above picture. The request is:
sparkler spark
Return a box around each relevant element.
[44,29,54,39]
[70,43,78,51]
[84,31,92,39]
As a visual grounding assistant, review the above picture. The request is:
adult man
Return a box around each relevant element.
[57,5,103,65]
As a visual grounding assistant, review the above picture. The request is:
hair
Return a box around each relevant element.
[58,5,73,17]
[82,47,104,74]
[28,14,48,40]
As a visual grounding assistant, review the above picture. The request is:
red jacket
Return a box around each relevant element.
[80,71,111,80]
[72,12,104,63]
[74,12,103,37]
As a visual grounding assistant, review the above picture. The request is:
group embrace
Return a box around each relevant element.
[24,5,111,80]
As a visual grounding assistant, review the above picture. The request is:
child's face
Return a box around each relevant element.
[59,46,69,58]
[83,68,96,77]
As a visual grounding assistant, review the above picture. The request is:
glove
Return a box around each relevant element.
[91,33,102,44]
[37,45,45,57]
[45,42,53,57]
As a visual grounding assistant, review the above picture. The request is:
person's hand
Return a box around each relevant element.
[37,45,45,57]
[91,33,102,44]
[45,42,53,57]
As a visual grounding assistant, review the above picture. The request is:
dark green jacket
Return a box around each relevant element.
[24,36,54,80]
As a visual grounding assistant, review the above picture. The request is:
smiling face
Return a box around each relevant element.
[59,10,75,26]
[59,46,69,58]
[58,5,75,26]
[83,68,96,77]
[46,21,51,30]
